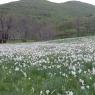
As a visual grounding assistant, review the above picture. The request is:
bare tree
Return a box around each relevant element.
[75,18,81,37]
[0,14,12,43]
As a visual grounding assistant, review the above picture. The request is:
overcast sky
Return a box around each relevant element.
[0,0,19,4]
[0,0,95,5]
[47,0,95,5]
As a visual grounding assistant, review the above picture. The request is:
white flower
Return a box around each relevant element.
[46,90,50,95]
[79,79,84,85]
[15,67,19,71]
[66,91,74,95]
[92,67,95,75]
[78,69,82,73]
[31,87,35,93]
[71,71,76,76]
[40,91,43,95]
[81,86,85,90]
[86,85,90,89]
[43,65,47,69]
[57,65,61,69]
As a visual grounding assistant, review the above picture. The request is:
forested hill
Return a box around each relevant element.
[0,0,95,41]
[1,0,95,17]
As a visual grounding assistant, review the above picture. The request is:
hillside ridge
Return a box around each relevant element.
[0,0,95,41]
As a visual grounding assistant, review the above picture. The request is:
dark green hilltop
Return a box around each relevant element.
[0,0,95,41]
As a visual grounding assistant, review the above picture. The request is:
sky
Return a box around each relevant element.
[0,0,19,4]
[47,0,95,5]
[0,0,95,5]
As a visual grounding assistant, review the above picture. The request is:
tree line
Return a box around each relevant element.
[57,15,95,38]
[0,13,95,43]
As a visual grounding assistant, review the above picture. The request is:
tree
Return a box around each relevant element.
[75,18,81,37]
[0,13,12,43]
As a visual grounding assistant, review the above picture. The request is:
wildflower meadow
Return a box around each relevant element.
[0,37,95,95]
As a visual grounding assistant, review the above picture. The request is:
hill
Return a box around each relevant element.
[1,0,95,17]
[0,0,95,41]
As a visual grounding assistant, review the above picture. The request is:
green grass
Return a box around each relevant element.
[0,54,95,95]
[0,37,95,95]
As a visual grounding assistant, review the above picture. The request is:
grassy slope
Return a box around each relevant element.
[0,37,95,95]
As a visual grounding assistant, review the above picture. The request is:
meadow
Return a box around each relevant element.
[0,37,95,95]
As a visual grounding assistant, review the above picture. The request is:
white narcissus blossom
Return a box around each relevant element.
[46,90,50,95]
[78,69,82,73]
[0,37,95,94]
[57,65,61,69]
[40,91,43,95]
[66,91,74,95]
[86,85,90,89]
[81,86,85,90]
[15,67,19,71]
[92,67,95,75]
[79,79,84,85]
[71,71,76,76]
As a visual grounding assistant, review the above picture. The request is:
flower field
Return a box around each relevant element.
[0,37,95,95]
